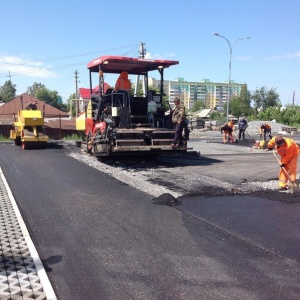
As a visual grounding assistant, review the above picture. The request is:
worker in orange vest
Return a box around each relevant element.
[115,71,131,92]
[260,123,272,141]
[268,135,299,190]
[221,121,234,143]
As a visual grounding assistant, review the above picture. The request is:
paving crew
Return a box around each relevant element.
[268,135,299,190]
[238,117,248,140]
[221,121,234,143]
[260,123,272,141]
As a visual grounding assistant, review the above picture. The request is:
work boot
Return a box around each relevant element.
[278,186,288,191]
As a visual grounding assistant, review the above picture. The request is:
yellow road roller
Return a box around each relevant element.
[10,109,49,149]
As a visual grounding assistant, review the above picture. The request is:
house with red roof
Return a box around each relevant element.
[0,94,77,139]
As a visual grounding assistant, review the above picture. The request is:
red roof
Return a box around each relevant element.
[0,94,69,118]
[79,83,111,99]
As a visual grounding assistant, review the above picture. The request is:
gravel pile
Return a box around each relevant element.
[246,120,294,134]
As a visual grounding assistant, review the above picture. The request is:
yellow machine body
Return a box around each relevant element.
[10,109,49,148]
[76,101,94,132]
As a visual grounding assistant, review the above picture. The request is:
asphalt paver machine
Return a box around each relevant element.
[76,55,190,158]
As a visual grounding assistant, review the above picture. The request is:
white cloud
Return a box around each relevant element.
[237,56,251,61]
[145,52,175,60]
[0,55,58,78]
[266,51,300,60]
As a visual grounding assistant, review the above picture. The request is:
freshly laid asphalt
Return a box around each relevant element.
[0,135,300,299]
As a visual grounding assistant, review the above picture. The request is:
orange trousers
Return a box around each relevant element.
[223,131,233,143]
[278,155,298,188]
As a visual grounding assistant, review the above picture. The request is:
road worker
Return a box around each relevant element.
[221,122,233,143]
[238,117,248,140]
[114,71,131,92]
[25,100,38,110]
[268,135,299,190]
[171,97,186,147]
[260,123,272,141]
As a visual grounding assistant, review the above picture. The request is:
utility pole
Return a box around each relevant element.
[135,42,146,96]
[7,71,12,82]
[292,91,295,106]
[75,70,79,117]
[139,42,146,59]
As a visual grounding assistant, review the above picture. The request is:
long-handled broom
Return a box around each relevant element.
[271,150,299,193]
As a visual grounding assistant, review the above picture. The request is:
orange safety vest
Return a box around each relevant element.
[268,137,299,164]
[115,71,131,91]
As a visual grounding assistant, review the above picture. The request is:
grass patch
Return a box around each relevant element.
[0,135,11,141]
[62,134,82,141]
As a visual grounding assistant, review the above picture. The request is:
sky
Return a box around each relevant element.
[1,0,300,106]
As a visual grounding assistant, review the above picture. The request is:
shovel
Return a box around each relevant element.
[271,150,299,193]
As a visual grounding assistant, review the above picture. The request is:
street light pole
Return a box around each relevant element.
[213,33,250,123]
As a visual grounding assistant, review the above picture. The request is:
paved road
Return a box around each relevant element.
[0,143,299,300]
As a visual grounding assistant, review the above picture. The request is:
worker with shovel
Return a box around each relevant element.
[221,122,234,143]
[260,123,272,141]
[238,117,248,140]
[268,135,299,190]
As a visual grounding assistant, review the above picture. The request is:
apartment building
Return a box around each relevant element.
[148,77,247,110]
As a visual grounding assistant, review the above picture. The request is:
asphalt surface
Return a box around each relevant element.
[0,140,299,300]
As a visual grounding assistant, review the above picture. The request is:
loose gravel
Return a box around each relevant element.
[63,140,300,205]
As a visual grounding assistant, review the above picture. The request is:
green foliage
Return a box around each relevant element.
[251,86,280,112]
[63,134,81,140]
[280,105,300,127]
[67,93,77,117]
[256,105,281,121]
[0,135,10,141]
[209,110,226,123]
[26,82,46,96]
[247,104,300,128]
[133,80,144,96]
[0,81,17,102]
[191,100,206,112]
[229,85,253,117]
[26,83,68,112]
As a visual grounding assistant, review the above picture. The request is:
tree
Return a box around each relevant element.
[67,93,76,116]
[0,80,17,102]
[26,82,46,96]
[251,87,280,112]
[280,105,300,127]
[191,100,206,112]
[229,87,252,117]
[26,83,68,112]
[256,105,281,122]
[209,110,226,124]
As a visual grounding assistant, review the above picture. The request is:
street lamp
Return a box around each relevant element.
[213,33,250,122]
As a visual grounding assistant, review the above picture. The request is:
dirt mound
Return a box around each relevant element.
[153,193,181,206]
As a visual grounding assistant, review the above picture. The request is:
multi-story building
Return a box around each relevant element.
[148,77,247,110]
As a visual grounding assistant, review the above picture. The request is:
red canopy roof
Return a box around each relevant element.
[87,56,179,75]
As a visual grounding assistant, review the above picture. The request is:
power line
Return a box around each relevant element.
[0,43,140,67]
[0,43,141,78]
